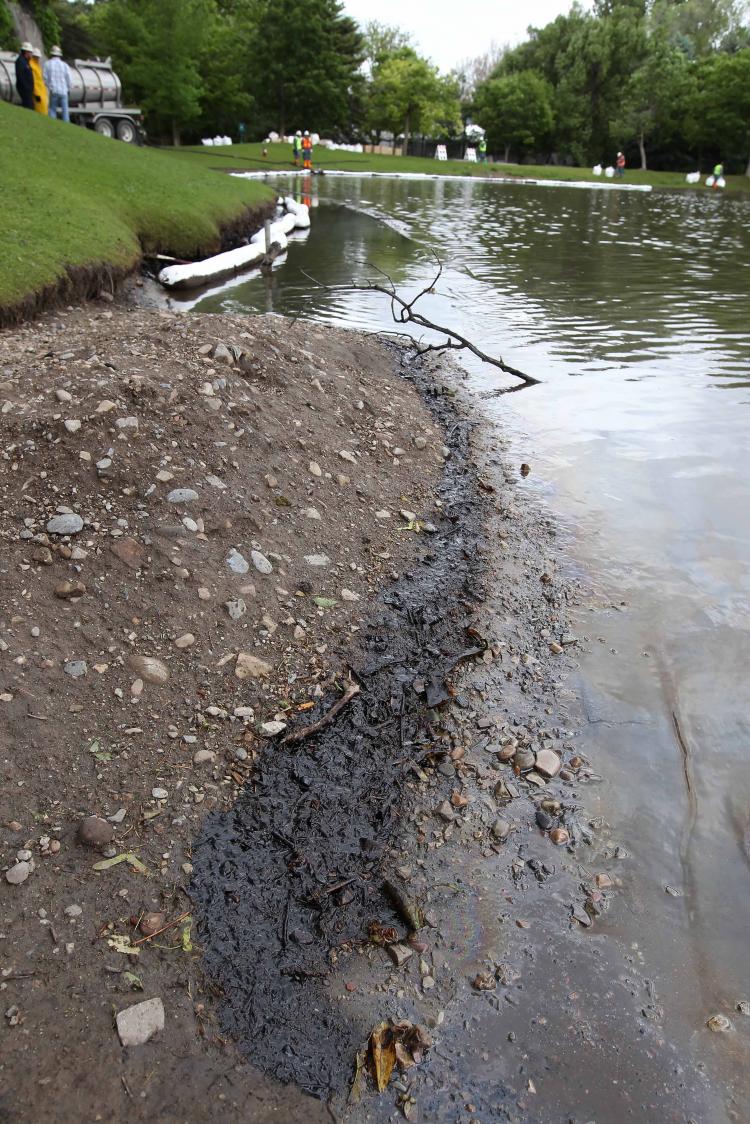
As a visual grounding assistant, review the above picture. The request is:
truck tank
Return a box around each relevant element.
[0,51,143,142]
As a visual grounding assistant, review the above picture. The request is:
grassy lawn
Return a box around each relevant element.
[0,101,274,313]
[170,140,750,194]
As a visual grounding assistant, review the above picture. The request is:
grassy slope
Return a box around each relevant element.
[0,102,274,310]
[170,140,750,194]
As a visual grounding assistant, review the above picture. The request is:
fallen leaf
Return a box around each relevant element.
[121,971,143,990]
[107,934,140,956]
[181,922,193,953]
[313,596,338,608]
[93,852,149,875]
[370,1021,397,1092]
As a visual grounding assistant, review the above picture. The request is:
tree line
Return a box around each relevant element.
[469,0,750,174]
[2,1,748,173]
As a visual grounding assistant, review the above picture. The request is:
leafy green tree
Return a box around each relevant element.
[248,0,364,137]
[650,0,744,58]
[360,20,413,76]
[690,48,750,174]
[474,71,554,161]
[368,53,461,152]
[611,36,695,168]
[52,0,99,58]
[91,0,217,144]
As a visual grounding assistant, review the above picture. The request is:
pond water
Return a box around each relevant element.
[191,174,750,1117]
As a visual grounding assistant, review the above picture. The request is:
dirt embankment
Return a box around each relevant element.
[0,303,447,1121]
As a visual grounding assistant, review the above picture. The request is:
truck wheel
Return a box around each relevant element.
[94,118,114,138]
[116,119,137,144]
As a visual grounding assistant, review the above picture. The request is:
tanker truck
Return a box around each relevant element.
[0,51,143,143]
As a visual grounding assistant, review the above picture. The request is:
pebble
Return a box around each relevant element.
[235,651,272,679]
[303,507,321,520]
[309,461,322,476]
[305,554,330,567]
[707,1014,732,1033]
[55,387,73,402]
[138,912,166,937]
[64,905,83,918]
[491,818,511,841]
[261,720,287,737]
[213,342,234,365]
[116,997,165,1047]
[111,537,145,569]
[127,655,169,685]
[64,660,88,678]
[152,788,168,800]
[205,474,226,490]
[339,450,357,464]
[226,548,249,574]
[225,598,247,620]
[78,815,115,847]
[47,513,84,536]
[54,580,86,599]
[549,827,570,846]
[166,488,199,504]
[64,419,82,433]
[5,861,30,885]
[174,633,195,649]
[193,749,216,765]
[155,469,173,482]
[115,416,138,430]
[95,399,117,413]
[535,749,562,779]
[536,810,554,831]
[388,943,413,968]
[549,641,564,655]
[341,589,359,602]
[414,436,427,449]
[251,550,273,575]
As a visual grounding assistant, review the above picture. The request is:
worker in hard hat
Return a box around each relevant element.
[302,130,313,171]
[292,130,302,167]
[30,48,48,115]
[14,41,34,110]
[44,46,71,123]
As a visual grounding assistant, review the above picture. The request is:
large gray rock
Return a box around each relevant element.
[251,550,273,575]
[166,488,199,504]
[47,514,83,536]
[116,997,165,1046]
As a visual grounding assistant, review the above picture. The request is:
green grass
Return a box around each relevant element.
[169,140,750,194]
[0,101,274,311]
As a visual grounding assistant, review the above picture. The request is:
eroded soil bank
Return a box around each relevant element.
[0,303,445,1121]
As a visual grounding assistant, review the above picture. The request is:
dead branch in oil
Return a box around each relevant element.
[301,255,540,388]
[280,681,361,746]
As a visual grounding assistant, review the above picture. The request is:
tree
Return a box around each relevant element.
[368,53,461,152]
[248,0,364,137]
[690,48,750,174]
[360,20,413,76]
[474,71,553,161]
[612,36,695,168]
[650,0,745,58]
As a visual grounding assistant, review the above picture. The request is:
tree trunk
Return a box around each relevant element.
[639,130,647,171]
[172,119,181,147]
[504,144,510,163]
[746,152,750,177]
[402,111,410,158]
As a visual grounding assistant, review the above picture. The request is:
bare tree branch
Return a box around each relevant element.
[300,256,540,387]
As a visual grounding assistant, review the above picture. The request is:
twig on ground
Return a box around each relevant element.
[281,682,361,746]
[132,910,191,946]
[301,255,540,387]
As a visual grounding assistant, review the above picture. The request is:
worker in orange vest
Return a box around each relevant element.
[302,130,313,170]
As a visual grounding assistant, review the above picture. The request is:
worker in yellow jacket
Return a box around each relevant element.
[30,48,48,114]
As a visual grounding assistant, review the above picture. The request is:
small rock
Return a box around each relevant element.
[152,788,168,800]
[514,747,535,771]
[138,912,166,937]
[116,997,165,1047]
[260,720,287,737]
[549,641,564,655]
[166,488,199,504]
[535,749,561,779]
[339,450,357,464]
[115,416,138,430]
[206,474,226,490]
[251,550,273,575]
[536,810,554,831]
[472,972,496,991]
[55,388,73,402]
[520,463,531,476]
[413,436,427,450]
[736,1001,750,1017]
[5,861,30,885]
[491,818,511,841]
[388,943,414,968]
[64,904,83,918]
[226,548,249,574]
[707,1014,732,1033]
[235,651,272,679]
[174,633,195,649]
[54,580,86,600]
[549,827,570,846]
[225,598,247,620]
[309,461,322,476]
[193,749,216,765]
[95,399,117,413]
[436,800,454,823]
[341,589,359,602]
[303,507,321,520]
[64,660,88,678]
[212,343,234,365]
[111,537,145,569]
[64,419,82,434]
[127,655,169,685]
[304,554,330,567]
[78,816,115,848]
[47,514,84,536]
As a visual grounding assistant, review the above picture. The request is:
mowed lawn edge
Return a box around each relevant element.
[0,102,275,322]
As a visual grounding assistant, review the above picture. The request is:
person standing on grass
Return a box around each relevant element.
[302,130,313,170]
[478,136,487,163]
[15,41,34,109]
[292,130,302,166]
[30,48,48,115]
[616,151,625,177]
[44,46,71,123]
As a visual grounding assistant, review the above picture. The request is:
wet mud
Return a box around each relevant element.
[190,357,490,1099]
